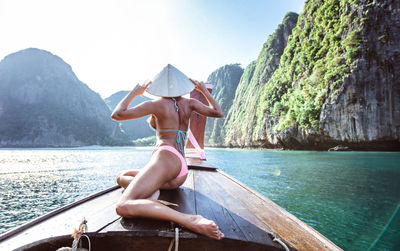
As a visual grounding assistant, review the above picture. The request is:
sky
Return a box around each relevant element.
[0,0,304,98]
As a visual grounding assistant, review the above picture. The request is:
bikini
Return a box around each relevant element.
[152,97,188,178]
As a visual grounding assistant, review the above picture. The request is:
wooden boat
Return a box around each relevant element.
[0,88,342,251]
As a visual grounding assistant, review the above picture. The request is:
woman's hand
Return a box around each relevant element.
[189,78,207,92]
[132,81,152,95]
[189,78,223,118]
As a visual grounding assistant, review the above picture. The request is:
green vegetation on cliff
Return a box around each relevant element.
[224,12,299,146]
[131,135,157,146]
[256,0,363,133]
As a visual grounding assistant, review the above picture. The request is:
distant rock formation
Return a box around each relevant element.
[105,91,154,139]
[224,13,299,147]
[204,64,243,146]
[0,48,129,147]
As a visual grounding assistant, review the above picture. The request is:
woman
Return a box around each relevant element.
[110,65,224,240]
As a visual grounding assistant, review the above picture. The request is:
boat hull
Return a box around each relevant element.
[16,233,278,251]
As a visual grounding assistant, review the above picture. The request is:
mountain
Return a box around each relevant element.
[204,64,243,146]
[0,48,129,147]
[104,91,154,139]
[224,12,299,146]
[221,0,399,150]
[251,0,400,150]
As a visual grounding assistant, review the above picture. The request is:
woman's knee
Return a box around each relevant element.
[116,200,135,217]
[115,201,127,217]
[116,199,146,217]
[116,172,124,185]
[116,170,131,183]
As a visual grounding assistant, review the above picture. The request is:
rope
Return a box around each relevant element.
[368,204,400,251]
[175,227,179,251]
[167,239,174,251]
[273,237,289,251]
[167,227,179,251]
[57,218,91,251]
[77,234,91,251]
[71,219,91,251]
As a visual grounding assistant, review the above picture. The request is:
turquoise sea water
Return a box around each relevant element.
[0,147,399,250]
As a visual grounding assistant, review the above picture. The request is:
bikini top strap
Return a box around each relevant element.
[172,97,179,112]
[171,97,187,156]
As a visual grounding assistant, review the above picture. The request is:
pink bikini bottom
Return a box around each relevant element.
[152,145,188,178]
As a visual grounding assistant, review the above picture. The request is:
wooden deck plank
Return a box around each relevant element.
[160,170,196,215]
[100,170,197,235]
[187,158,216,171]
[217,170,342,251]
[200,171,282,249]
[193,170,247,241]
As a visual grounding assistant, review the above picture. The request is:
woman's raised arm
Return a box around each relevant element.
[111,81,153,121]
[189,79,223,118]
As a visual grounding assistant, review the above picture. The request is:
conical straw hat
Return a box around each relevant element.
[145,64,194,98]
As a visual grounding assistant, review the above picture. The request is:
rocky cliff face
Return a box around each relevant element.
[105,91,154,139]
[227,0,400,150]
[204,64,243,145]
[219,1,399,150]
[0,48,129,147]
[224,13,299,147]
[318,0,400,150]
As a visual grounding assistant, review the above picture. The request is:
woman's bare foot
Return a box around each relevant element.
[187,215,224,240]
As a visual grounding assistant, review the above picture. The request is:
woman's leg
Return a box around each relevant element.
[117,169,187,190]
[116,150,224,240]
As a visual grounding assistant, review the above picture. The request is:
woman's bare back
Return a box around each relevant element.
[152,97,192,150]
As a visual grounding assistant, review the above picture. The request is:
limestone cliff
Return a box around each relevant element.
[105,91,153,139]
[204,64,243,145]
[251,0,400,150]
[224,13,299,146]
[0,48,129,147]
[318,0,400,150]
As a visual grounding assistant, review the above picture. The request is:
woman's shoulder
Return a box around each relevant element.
[151,98,169,106]
[181,97,196,109]
[186,97,204,107]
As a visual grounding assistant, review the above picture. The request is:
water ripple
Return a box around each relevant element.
[1,148,399,250]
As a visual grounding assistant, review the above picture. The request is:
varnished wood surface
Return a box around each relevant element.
[186,157,216,170]
[215,171,342,251]
[98,170,281,249]
[0,167,342,251]
[185,87,211,150]
[14,234,279,251]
